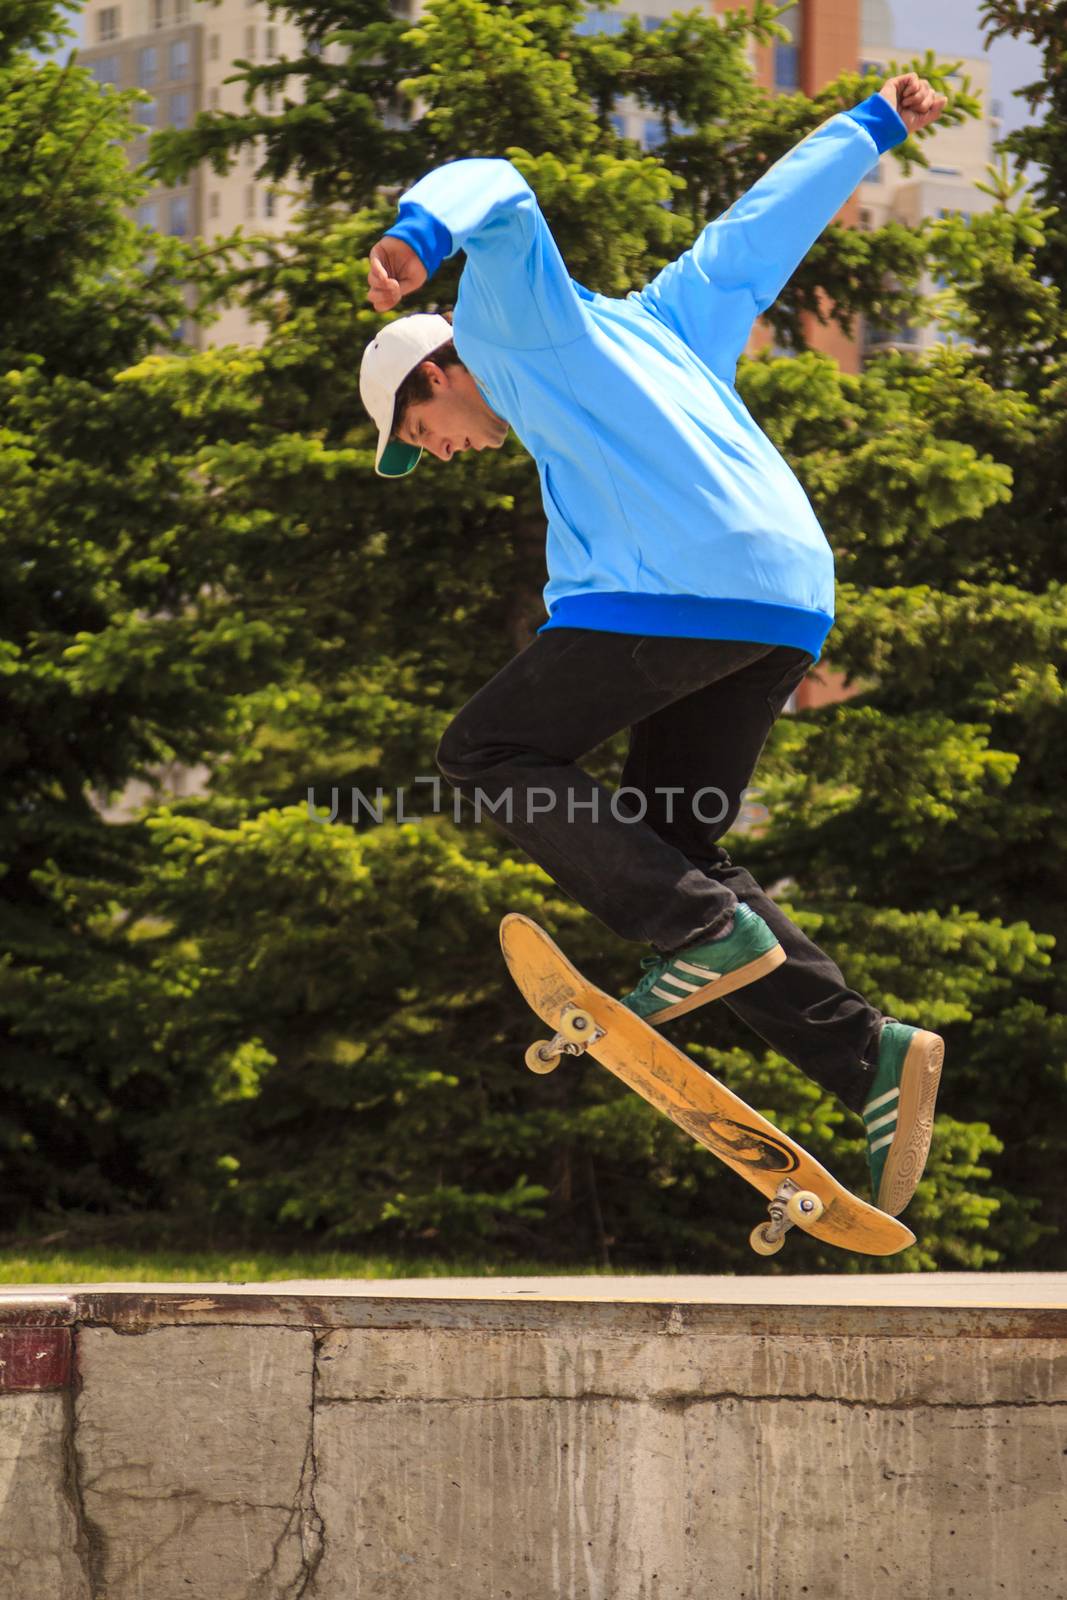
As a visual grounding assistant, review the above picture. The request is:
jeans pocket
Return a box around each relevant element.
[630,638,685,693]
[631,636,772,696]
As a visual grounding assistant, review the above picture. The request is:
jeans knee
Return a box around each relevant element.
[435,716,476,784]
[437,713,538,787]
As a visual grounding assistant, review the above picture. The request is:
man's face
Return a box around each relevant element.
[396,361,509,462]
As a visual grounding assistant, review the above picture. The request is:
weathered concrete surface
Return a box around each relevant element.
[19,1268,1067,1305]
[1,1277,1066,1600]
[75,1325,320,1600]
[0,1392,91,1600]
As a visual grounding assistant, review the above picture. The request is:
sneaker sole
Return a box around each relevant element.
[645,944,786,1025]
[876,1029,944,1216]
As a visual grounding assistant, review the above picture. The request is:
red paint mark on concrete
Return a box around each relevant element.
[0,1328,72,1392]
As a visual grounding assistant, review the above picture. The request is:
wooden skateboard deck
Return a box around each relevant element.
[501,914,915,1259]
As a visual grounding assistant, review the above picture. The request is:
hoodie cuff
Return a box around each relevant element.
[845,92,908,154]
[383,201,454,279]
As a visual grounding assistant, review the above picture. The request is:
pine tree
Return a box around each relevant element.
[12,0,1051,1273]
[0,3,308,1220]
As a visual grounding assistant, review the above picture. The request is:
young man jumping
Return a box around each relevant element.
[359,74,947,1216]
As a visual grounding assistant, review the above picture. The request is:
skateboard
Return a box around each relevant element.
[500,913,915,1258]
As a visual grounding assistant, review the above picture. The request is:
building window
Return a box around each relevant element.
[245,185,256,218]
[137,46,157,87]
[866,317,919,350]
[209,33,220,60]
[774,42,800,89]
[773,4,801,91]
[209,87,220,109]
[245,25,256,58]
[152,0,166,29]
[575,9,624,34]
[169,91,191,127]
[139,96,157,128]
[609,113,626,138]
[642,118,665,148]
[265,84,279,111]
[136,201,159,228]
[208,192,220,219]
[97,7,120,43]
[91,54,120,86]
[264,189,276,218]
[169,194,190,236]
[642,14,664,28]
[174,0,189,20]
[169,38,190,79]
[265,26,277,56]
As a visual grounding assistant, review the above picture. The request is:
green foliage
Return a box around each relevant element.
[3,0,1065,1273]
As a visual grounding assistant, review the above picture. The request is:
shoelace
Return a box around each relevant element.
[631,953,668,993]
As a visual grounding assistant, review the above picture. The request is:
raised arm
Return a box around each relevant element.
[637,76,945,383]
[367,158,588,349]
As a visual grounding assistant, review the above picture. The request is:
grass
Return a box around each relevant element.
[0,1247,656,1286]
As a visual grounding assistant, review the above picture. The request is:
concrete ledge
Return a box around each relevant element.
[1,1276,1065,1599]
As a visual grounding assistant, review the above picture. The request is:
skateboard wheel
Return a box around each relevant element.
[749,1223,785,1257]
[559,1006,595,1044]
[525,1040,559,1075]
[786,1189,825,1228]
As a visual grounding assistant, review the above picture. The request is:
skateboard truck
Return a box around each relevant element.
[749,1179,825,1256]
[525,1004,604,1073]
[504,912,915,1259]
[527,1006,827,1259]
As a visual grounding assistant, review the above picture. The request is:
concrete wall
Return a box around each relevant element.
[1,1282,1066,1599]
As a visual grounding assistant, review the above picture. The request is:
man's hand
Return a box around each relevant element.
[367,238,427,311]
[879,73,947,136]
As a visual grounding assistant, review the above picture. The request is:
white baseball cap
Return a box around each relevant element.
[359,312,455,478]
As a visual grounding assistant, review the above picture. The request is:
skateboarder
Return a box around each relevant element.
[359,74,947,1215]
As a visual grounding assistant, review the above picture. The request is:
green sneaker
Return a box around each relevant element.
[863,1020,944,1216]
[620,903,785,1025]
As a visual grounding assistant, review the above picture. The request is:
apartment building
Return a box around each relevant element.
[858,0,1001,358]
[79,0,305,346]
[77,0,1004,360]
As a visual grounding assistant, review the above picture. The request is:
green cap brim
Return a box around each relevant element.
[377,439,422,478]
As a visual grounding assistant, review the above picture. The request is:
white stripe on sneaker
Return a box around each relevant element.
[651,984,680,1001]
[864,1087,900,1118]
[674,959,722,981]
[870,1131,896,1154]
[659,972,702,994]
[865,1110,898,1136]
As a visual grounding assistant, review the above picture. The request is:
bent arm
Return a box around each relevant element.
[383,158,587,348]
[702,95,906,312]
[638,95,907,380]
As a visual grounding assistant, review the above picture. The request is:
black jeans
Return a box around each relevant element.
[436,628,881,1113]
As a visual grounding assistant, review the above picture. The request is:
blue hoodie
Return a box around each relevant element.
[384,95,907,658]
